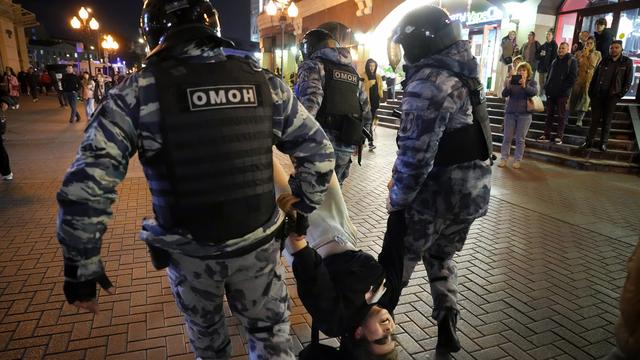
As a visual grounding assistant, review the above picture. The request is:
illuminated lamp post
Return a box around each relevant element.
[265,0,298,79]
[70,7,100,75]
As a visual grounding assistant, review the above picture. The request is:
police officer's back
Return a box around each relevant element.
[297,29,372,185]
[56,1,335,359]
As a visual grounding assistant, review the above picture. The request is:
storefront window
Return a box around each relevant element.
[581,13,615,35]
[556,13,578,46]
[618,8,640,99]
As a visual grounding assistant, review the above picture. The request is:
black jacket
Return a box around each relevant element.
[292,212,404,339]
[536,40,558,73]
[61,73,80,92]
[293,248,387,337]
[589,55,634,99]
[544,54,578,98]
[595,28,614,57]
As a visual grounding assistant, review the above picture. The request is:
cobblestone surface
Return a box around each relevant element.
[0,96,638,359]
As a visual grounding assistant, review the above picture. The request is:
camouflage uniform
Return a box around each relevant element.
[389,41,491,321]
[57,42,335,359]
[297,48,372,184]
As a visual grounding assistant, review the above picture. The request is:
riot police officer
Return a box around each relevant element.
[297,29,372,185]
[383,5,492,357]
[56,1,335,359]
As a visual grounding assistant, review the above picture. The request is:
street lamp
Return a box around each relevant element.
[70,6,99,75]
[101,35,119,64]
[265,0,298,78]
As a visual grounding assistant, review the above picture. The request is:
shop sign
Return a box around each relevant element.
[450,6,503,25]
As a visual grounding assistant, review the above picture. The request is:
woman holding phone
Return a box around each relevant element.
[498,62,538,169]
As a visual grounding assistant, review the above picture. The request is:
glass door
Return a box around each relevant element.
[617,8,640,99]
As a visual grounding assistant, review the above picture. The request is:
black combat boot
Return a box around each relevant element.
[436,309,461,353]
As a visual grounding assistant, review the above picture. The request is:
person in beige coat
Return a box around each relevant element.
[570,36,601,126]
[361,58,384,150]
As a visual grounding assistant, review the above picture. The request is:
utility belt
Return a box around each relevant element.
[317,113,363,146]
[145,213,309,270]
[145,221,283,270]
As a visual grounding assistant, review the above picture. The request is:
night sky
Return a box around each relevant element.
[17,0,251,50]
[18,0,143,45]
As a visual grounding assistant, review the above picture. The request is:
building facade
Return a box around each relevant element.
[0,0,37,73]
[257,0,639,100]
[28,39,99,70]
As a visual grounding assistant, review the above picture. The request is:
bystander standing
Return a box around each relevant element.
[538,42,577,145]
[570,36,601,126]
[536,29,558,99]
[581,40,633,152]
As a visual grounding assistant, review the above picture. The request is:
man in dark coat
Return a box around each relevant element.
[581,40,634,152]
[594,18,614,58]
[538,42,577,145]
[536,29,558,98]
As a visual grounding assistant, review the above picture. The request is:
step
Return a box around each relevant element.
[493,142,640,174]
[488,117,635,141]
[377,121,639,171]
[492,134,637,162]
[487,108,630,121]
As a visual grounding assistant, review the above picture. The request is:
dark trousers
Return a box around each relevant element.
[368,105,378,145]
[544,96,569,139]
[57,90,68,107]
[587,96,618,145]
[64,92,79,122]
[28,85,39,100]
[0,134,10,176]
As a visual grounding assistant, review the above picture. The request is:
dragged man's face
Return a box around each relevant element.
[358,306,396,355]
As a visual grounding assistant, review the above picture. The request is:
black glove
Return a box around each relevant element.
[63,266,113,304]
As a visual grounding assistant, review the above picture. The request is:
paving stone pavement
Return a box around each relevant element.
[0,95,639,359]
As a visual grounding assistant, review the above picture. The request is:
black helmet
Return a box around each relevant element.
[392,5,461,64]
[141,0,222,50]
[300,29,339,60]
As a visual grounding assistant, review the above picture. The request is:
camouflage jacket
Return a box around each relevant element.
[297,48,372,151]
[390,41,491,219]
[57,41,335,282]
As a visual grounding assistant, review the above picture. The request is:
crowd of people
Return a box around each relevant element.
[497,19,634,168]
[0,64,125,181]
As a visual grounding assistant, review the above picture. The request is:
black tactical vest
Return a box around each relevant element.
[402,67,493,166]
[147,56,276,243]
[316,60,363,145]
[432,75,493,166]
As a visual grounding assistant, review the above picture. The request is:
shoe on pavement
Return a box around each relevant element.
[497,159,507,167]
[436,309,461,354]
[368,144,376,151]
[554,137,563,144]
[513,161,521,169]
[537,135,550,143]
[599,143,608,152]
[32,98,38,103]
[1,172,13,181]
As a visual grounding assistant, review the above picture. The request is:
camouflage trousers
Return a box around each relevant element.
[167,239,294,360]
[402,214,475,321]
